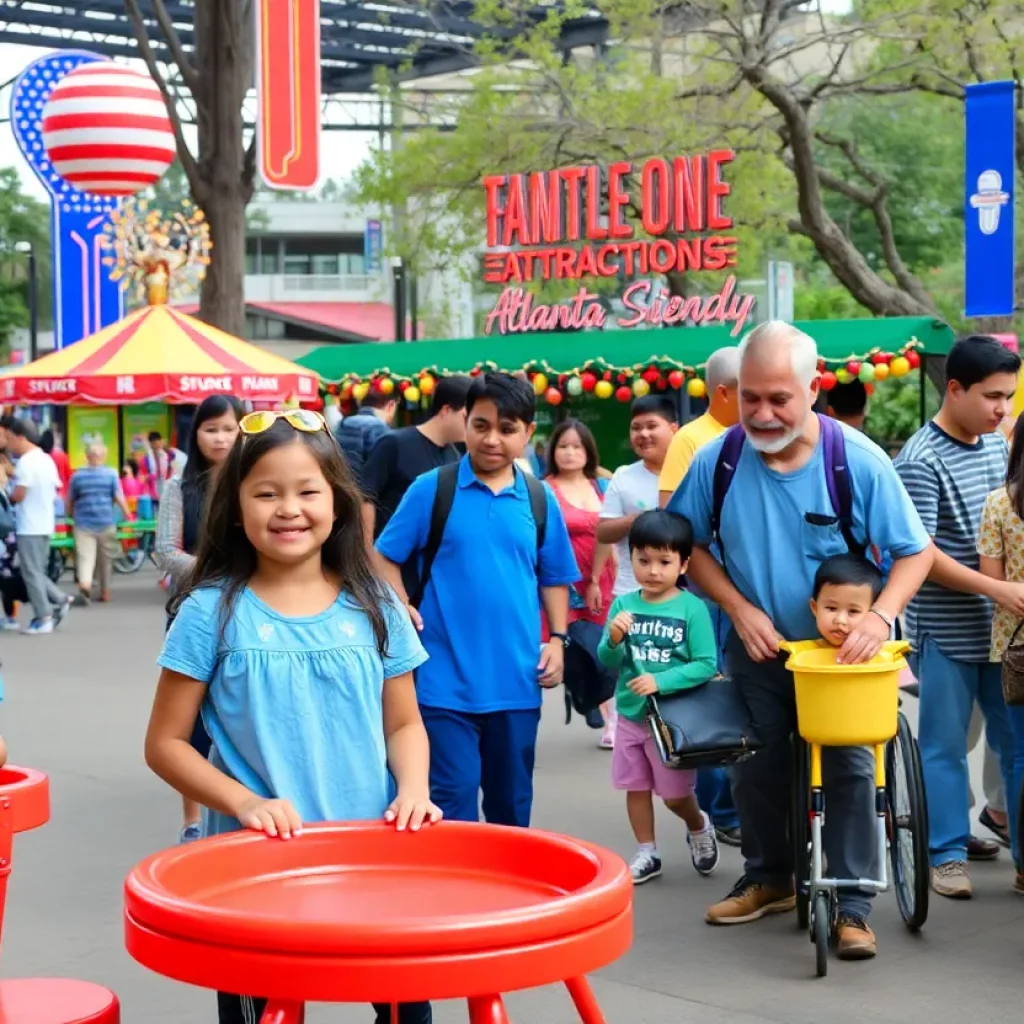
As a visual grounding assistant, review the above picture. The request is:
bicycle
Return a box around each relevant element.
[782,640,928,978]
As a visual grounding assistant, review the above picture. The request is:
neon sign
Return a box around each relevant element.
[481,152,755,336]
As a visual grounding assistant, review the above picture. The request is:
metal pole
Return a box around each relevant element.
[27,247,38,362]
[392,258,407,342]
[409,274,418,341]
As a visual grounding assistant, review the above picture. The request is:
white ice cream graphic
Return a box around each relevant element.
[970,170,1010,235]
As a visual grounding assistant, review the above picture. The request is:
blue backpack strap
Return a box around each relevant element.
[818,414,866,559]
[711,425,747,559]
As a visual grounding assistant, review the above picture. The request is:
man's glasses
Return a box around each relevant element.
[238,409,328,436]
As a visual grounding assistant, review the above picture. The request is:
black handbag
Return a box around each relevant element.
[646,675,763,769]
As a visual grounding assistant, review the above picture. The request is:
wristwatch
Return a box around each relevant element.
[870,607,894,632]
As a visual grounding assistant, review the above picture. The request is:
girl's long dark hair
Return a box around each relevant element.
[1008,413,1024,522]
[181,396,243,555]
[171,419,392,655]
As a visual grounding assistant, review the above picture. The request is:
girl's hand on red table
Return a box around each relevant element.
[237,796,303,839]
[385,790,443,832]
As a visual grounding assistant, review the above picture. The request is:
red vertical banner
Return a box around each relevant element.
[255,0,322,191]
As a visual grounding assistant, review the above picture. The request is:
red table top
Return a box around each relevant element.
[124,821,633,1002]
[0,767,49,834]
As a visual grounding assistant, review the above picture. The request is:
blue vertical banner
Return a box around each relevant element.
[364,219,383,273]
[11,51,124,350]
[965,81,1016,318]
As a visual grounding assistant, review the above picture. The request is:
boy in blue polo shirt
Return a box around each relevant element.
[376,373,579,826]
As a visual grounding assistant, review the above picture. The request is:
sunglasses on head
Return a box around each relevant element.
[238,409,328,436]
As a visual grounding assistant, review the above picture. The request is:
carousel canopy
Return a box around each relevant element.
[1,305,319,406]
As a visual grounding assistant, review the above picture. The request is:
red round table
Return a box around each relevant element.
[125,821,633,1023]
[0,766,119,1023]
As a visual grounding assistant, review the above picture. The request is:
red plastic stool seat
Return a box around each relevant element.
[0,979,120,1023]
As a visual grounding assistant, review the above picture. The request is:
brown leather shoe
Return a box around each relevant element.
[836,915,876,960]
[705,876,795,925]
[967,835,1000,861]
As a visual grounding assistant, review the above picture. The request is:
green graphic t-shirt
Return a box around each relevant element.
[597,589,718,722]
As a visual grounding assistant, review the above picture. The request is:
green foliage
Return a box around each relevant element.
[865,370,941,445]
[0,166,52,346]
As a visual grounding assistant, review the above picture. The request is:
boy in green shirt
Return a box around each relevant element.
[598,509,720,884]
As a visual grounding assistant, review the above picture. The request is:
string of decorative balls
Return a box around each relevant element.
[319,343,922,409]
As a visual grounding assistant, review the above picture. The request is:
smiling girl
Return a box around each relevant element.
[145,409,438,1024]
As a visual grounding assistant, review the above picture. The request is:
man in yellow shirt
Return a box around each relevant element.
[658,347,740,507]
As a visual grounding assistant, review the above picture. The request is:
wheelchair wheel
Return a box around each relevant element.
[885,710,929,931]
[791,736,810,930]
[812,890,830,978]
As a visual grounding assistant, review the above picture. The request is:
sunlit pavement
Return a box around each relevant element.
[2,571,1019,1023]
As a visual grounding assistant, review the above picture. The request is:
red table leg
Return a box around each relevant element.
[565,976,605,1024]
[467,994,510,1024]
[260,1001,304,1024]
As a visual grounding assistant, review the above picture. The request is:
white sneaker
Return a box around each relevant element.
[22,617,54,635]
[1,617,20,632]
[688,813,720,876]
[629,849,662,884]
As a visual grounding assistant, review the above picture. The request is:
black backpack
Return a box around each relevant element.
[409,462,548,608]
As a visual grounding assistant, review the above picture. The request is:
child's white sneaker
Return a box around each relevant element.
[629,849,662,884]
[688,812,720,876]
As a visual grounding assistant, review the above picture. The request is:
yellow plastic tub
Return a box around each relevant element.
[780,640,910,746]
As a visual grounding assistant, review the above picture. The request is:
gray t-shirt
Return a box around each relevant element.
[895,422,1008,661]
[599,461,660,596]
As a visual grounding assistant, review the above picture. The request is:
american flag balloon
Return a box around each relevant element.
[41,62,176,197]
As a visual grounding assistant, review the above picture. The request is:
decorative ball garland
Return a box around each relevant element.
[319,340,923,408]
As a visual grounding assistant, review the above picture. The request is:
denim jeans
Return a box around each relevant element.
[1005,705,1024,866]
[911,637,1015,868]
[696,767,739,830]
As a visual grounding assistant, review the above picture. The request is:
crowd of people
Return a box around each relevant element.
[8,318,1024,1021]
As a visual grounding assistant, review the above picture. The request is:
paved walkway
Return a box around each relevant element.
[1,573,1021,1022]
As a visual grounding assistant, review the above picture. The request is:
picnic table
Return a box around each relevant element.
[51,518,157,551]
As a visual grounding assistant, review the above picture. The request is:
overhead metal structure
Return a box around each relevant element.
[0,1,610,95]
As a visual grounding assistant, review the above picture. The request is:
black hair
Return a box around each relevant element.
[148,430,163,443]
[628,509,694,560]
[1007,412,1024,522]
[8,417,37,444]
[547,418,599,479]
[465,372,536,425]
[172,420,392,654]
[631,394,678,424]
[180,395,244,556]
[0,415,13,431]
[828,379,867,417]
[39,428,55,454]
[359,388,397,410]
[812,554,884,601]
[430,374,473,417]
[125,458,140,478]
[946,335,1021,390]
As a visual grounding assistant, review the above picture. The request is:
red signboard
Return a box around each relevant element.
[480,152,755,336]
[255,0,322,191]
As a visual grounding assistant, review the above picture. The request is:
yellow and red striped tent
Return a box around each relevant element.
[1,304,319,406]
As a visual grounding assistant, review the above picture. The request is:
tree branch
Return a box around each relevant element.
[149,0,200,94]
[122,0,202,196]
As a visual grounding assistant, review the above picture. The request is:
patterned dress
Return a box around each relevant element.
[978,486,1024,661]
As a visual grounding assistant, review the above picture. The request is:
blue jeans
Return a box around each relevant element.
[419,706,541,826]
[912,637,1015,867]
[1006,705,1024,866]
[696,768,739,829]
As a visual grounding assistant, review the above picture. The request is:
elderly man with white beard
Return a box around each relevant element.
[668,321,933,962]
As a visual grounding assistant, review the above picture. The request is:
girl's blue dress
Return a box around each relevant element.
[158,584,427,836]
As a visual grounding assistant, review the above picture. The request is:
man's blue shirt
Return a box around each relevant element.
[668,422,929,641]
[376,456,580,713]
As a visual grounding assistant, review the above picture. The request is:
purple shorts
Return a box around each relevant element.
[611,715,696,800]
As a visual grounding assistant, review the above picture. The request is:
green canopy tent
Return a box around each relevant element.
[298,316,956,468]
[297,316,955,382]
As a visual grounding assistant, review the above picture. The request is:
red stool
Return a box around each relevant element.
[126,822,634,1024]
[0,979,119,1023]
[0,768,120,1024]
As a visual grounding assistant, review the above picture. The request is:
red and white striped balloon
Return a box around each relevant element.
[41,62,176,197]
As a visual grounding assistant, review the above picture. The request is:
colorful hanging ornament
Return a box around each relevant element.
[566,376,583,397]
[667,370,685,390]
[544,387,563,406]
[353,381,370,401]
[872,362,890,382]
[378,377,395,396]
[820,371,838,392]
[594,380,613,399]
[632,378,651,397]
[580,370,597,392]
[403,385,420,403]
[846,360,861,378]
[835,368,852,385]
[687,378,707,399]
[418,374,436,396]
[858,362,876,383]
[642,366,661,384]
[533,373,548,396]
[889,356,911,378]
[905,349,921,369]
[872,352,892,365]
[615,385,632,402]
